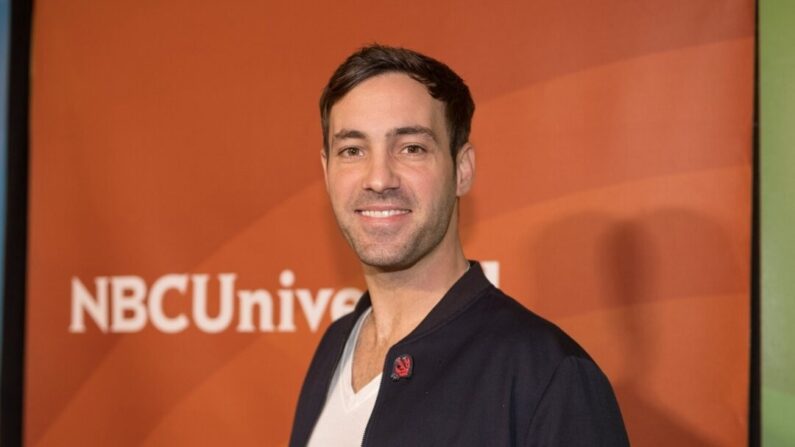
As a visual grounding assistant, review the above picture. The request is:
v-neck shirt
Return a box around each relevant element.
[307,308,381,446]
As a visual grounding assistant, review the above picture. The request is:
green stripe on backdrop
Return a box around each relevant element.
[761,0,795,446]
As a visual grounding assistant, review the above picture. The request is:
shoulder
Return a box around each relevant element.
[474,289,628,444]
[461,287,602,386]
[474,287,590,361]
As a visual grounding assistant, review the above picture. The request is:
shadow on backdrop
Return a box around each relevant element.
[533,208,744,446]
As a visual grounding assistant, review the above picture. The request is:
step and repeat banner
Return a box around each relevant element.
[27,1,753,446]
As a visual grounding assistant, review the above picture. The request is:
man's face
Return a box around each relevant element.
[322,73,473,270]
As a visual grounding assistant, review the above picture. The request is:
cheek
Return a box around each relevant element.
[325,168,347,190]
[327,183,346,205]
[326,173,357,206]
[408,170,455,203]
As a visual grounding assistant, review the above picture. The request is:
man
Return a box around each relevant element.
[289,45,629,446]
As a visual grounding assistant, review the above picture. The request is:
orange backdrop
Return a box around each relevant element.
[27,1,754,446]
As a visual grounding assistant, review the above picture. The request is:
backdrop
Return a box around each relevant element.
[761,0,795,445]
[27,1,754,445]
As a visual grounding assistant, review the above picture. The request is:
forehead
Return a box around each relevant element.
[329,73,447,140]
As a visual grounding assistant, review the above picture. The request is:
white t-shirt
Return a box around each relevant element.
[308,309,382,446]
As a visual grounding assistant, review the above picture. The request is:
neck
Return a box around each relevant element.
[361,231,469,347]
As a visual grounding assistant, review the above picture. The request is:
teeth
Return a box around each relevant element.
[360,209,409,218]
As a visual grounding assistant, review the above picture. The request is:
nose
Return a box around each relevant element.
[362,151,400,193]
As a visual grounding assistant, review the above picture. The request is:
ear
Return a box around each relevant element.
[320,148,329,192]
[455,143,475,196]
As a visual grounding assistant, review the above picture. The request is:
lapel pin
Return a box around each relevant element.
[390,354,413,381]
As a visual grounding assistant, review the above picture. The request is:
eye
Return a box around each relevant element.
[401,144,426,155]
[338,146,363,157]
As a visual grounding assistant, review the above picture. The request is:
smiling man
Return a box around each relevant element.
[289,45,628,447]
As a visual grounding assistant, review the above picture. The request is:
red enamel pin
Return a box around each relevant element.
[390,354,413,381]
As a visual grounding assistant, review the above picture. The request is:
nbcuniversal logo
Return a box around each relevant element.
[69,261,500,334]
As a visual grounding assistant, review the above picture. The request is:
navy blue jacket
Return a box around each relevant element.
[289,263,629,446]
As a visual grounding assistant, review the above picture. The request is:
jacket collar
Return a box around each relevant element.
[349,260,493,344]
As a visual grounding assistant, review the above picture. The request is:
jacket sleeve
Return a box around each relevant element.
[525,355,630,446]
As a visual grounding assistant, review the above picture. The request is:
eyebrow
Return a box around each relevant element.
[331,126,438,145]
[388,126,438,143]
[332,129,367,143]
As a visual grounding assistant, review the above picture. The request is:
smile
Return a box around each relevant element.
[356,209,411,218]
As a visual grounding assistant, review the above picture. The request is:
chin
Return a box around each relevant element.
[355,247,421,271]
[359,254,413,271]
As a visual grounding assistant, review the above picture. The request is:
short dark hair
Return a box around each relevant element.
[320,44,475,160]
